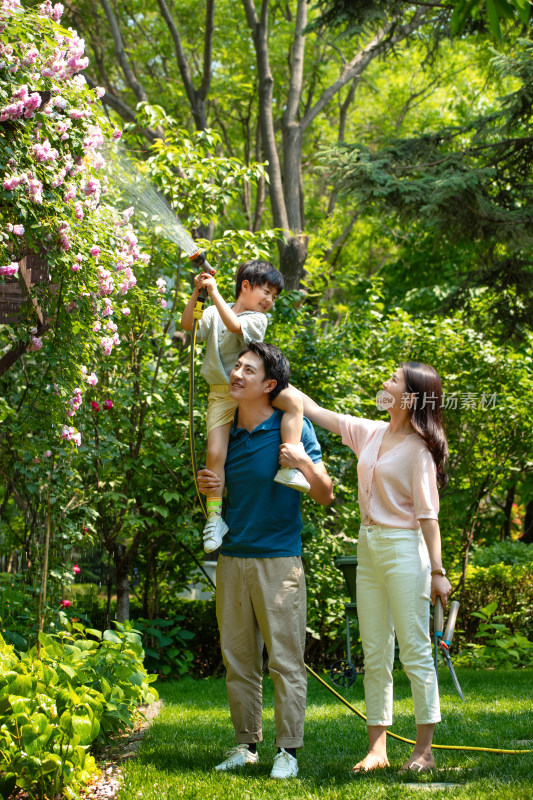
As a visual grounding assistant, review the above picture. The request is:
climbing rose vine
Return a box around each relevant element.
[0,1,156,451]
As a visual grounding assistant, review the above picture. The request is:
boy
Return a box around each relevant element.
[181,260,309,553]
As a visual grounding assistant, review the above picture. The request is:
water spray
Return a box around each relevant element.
[101,144,217,518]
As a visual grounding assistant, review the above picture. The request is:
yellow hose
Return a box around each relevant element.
[188,316,207,519]
[305,664,533,754]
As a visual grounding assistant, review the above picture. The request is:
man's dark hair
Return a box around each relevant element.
[235,260,284,300]
[238,341,290,399]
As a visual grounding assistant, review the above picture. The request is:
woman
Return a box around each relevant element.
[295,362,451,773]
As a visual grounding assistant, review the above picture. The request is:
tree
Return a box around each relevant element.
[309,0,532,39]
[320,40,533,339]
[0,1,155,442]
[64,0,458,287]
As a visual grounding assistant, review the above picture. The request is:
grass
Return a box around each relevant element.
[118,668,533,800]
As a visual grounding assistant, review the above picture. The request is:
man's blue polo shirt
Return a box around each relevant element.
[221,408,322,558]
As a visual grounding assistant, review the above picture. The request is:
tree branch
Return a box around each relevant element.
[200,0,215,101]
[98,0,150,104]
[242,0,290,231]
[84,75,163,143]
[301,8,428,133]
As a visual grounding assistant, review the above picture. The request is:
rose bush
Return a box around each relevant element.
[0,0,158,454]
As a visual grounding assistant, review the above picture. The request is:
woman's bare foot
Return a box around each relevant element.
[351,753,390,773]
[399,754,436,773]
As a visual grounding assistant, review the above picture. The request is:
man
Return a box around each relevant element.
[198,341,334,779]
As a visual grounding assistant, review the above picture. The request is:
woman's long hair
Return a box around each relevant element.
[402,361,449,489]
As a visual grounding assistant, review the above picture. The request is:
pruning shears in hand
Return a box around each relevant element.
[434,597,465,702]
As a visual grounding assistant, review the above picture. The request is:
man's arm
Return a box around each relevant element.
[278,443,334,506]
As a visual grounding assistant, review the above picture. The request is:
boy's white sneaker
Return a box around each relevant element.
[203,515,228,553]
[270,749,298,779]
[273,467,310,493]
[214,744,259,771]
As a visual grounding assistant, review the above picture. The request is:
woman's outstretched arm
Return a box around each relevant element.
[293,387,342,436]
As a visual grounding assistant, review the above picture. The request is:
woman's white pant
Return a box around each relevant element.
[356,525,440,726]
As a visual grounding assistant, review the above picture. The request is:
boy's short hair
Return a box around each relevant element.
[238,341,289,400]
[235,260,284,301]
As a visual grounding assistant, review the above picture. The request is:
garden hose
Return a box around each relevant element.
[187,250,216,520]
[188,314,207,519]
[305,663,533,755]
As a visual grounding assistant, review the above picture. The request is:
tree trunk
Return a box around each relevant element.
[142,543,154,618]
[522,498,533,544]
[278,234,309,291]
[114,543,130,622]
[502,484,515,540]
[106,552,113,628]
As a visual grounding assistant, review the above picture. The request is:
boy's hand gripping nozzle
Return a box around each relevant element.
[190,250,216,320]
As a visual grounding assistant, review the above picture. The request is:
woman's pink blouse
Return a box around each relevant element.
[339,415,439,529]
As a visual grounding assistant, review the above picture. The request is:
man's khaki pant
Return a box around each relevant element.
[216,554,307,749]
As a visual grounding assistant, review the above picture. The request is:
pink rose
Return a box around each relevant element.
[29,336,43,351]
[0,262,19,277]
[103,399,113,410]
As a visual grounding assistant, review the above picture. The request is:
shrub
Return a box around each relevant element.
[451,562,533,643]
[0,618,158,799]
[131,616,195,678]
[157,598,222,678]
[454,601,533,668]
[469,540,533,567]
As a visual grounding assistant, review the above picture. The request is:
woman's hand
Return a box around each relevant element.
[431,574,452,607]
[197,468,221,494]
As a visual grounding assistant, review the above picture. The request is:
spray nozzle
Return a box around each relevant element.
[189,250,215,278]
[189,250,216,318]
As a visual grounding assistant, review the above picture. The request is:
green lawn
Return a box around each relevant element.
[118,668,533,800]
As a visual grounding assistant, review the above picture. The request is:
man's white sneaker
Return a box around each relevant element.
[203,515,228,553]
[270,748,298,779]
[214,744,259,771]
[273,467,310,493]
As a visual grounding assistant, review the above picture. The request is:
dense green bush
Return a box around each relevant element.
[0,618,157,799]
[469,540,533,567]
[0,572,71,651]
[0,572,35,649]
[452,562,533,643]
[154,598,221,678]
[131,616,195,677]
[454,601,533,668]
